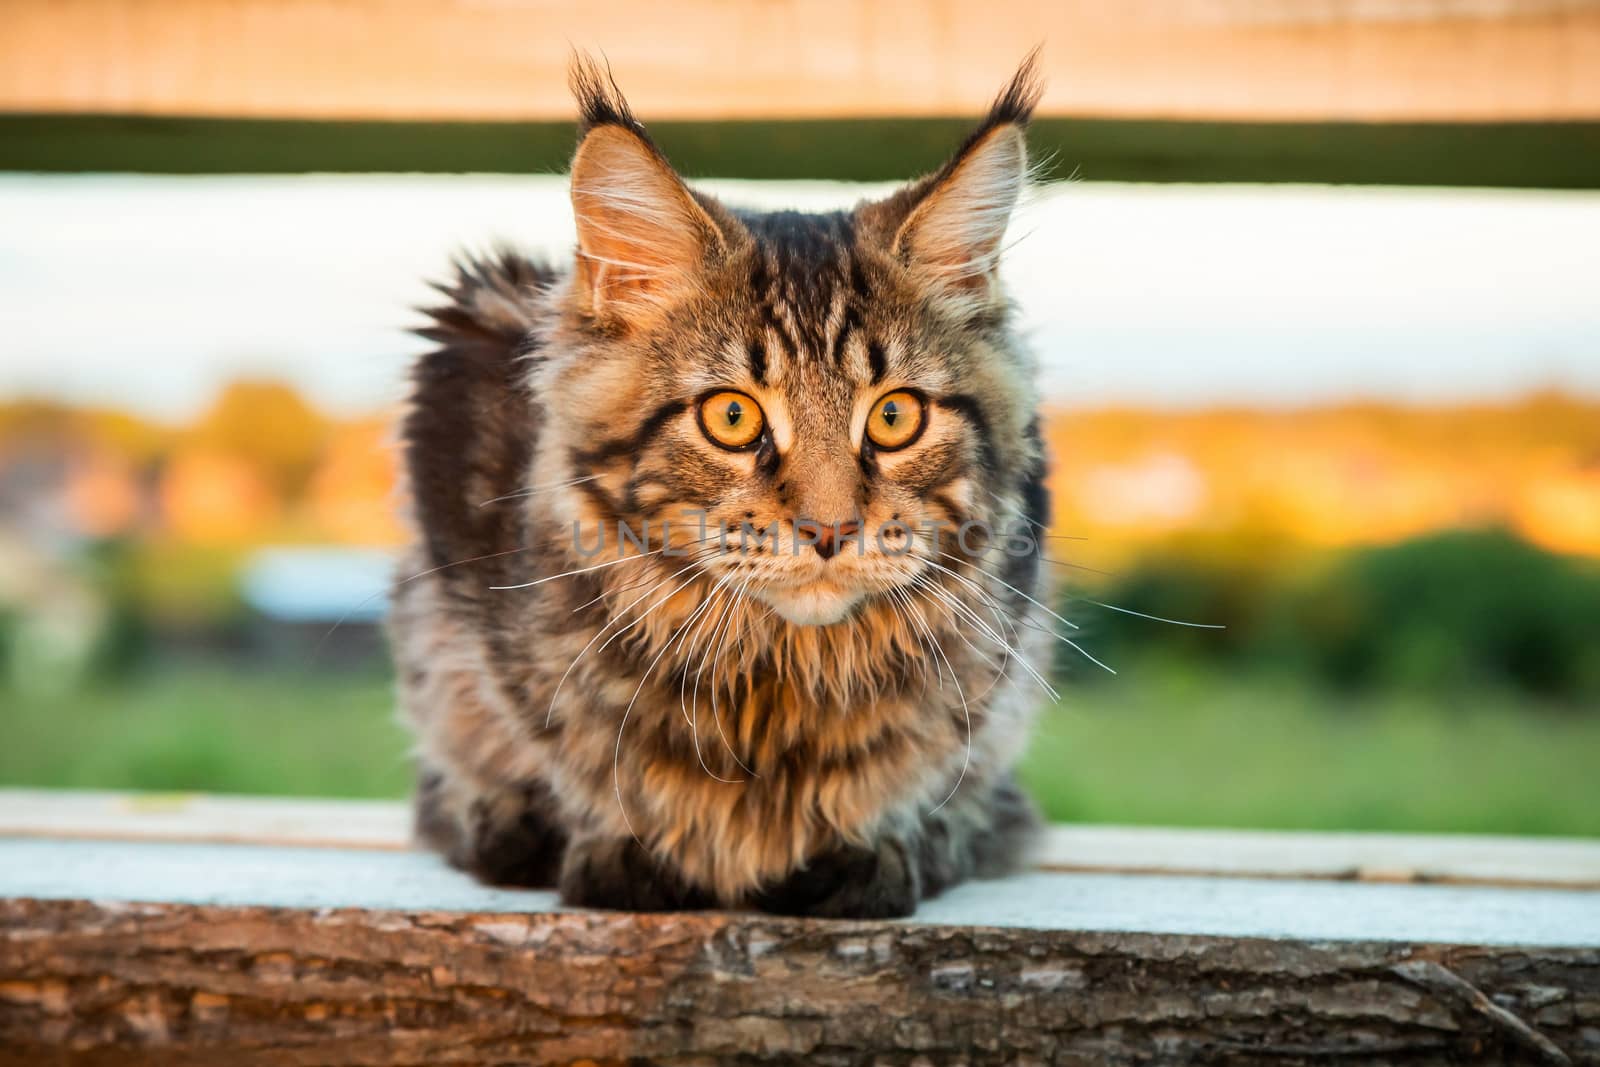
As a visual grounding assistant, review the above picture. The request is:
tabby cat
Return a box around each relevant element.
[392,56,1053,918]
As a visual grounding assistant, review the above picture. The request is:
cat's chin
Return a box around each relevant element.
[761,583,867,627]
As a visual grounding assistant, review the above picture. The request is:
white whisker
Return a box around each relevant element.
[702,571,760,779]
[902,581,972,816]
[934,551,1114,677]
[675,578,745,784]
[477,473,601,508]
[490,549,658,591]
[543,549,716,728]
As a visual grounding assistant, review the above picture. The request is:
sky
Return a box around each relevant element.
[2,174,1598,420]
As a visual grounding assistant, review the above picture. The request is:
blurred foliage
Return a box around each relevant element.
[4,115,1600,189]
[1077,529,1600,706]
[187,381,328,500]
[79,538,150,678]
[114,540,248,629]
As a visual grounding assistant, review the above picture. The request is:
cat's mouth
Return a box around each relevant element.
[756,576,869,626]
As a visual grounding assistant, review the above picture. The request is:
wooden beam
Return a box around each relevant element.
[1,837,1597,1064]
[4,0,1600,122]
[5,789,1599,889]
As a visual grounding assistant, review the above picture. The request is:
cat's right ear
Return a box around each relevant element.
[859,52,1043,311]
[568,58,727,326]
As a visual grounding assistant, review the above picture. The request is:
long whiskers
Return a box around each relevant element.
[900,579,972,816]
[1067,596,1225,630]
[910,572,1021,704]
[490,549,661,591]
[611,563,728,850]
[476,473,601,508]
[935,551,1117,676]
[543,547,718,727]
[311,544,533,664]
[674,577,746,784]
[701,571,761,779]
[912,564,1060,699]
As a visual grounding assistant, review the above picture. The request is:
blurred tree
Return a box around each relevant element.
[187,381,327,501]
[1296,530,1600,702]
[1082,529,1600,706]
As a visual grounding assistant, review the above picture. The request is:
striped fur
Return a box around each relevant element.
[393,56,1051,916]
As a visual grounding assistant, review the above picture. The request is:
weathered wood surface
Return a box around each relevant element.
[2,837,1598,1065]
[5,789,1599,888]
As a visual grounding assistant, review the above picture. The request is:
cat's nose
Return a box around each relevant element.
[808,519,862,560]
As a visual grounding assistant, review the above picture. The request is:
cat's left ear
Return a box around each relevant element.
[565,56,736,326]
[888,53,1043,302]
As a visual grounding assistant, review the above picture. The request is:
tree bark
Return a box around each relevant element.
[2,897,1596,1066]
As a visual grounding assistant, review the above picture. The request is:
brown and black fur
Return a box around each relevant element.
[392,55,1052,918]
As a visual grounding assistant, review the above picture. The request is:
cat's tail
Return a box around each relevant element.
[413,248,556,356]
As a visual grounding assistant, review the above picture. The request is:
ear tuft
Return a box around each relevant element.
[566,59,727,325]
[984,46,1044,132]
[891,53,1044,300]
[569,53,647,140]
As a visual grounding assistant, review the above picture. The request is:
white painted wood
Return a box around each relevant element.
[1037,824,1600,889]
[0,789,411,850]
[2,837,1597,948]
[4,789,1598,889]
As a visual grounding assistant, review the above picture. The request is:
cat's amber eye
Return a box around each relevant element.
[698,391,765,450]
[865,390,926,451]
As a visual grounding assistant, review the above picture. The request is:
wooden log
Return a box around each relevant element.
[2,836,1598,1065]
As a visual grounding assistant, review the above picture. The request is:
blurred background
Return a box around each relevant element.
[3,1,1598,835]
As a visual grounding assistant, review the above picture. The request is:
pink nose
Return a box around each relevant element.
[810,520,861,560]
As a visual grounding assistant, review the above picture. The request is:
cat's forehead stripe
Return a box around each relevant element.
[866,340,887,385]
[737,209,895,391]
[746,338,768,387]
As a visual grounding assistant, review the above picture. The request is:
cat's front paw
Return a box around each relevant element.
[559,835,716,912]
[753,838,919,919]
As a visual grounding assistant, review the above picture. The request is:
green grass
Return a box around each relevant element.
[4,663,1596,836]
[0,669,410,799]
[5,114,1600,188]
[1021,662,1600,837]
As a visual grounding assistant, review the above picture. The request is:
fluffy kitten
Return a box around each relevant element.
[392,56,1052,917]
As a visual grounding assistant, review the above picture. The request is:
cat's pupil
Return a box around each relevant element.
[882,400,898,426]
[727,401,742,425]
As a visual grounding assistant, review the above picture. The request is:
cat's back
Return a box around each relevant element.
[402,250,557,581]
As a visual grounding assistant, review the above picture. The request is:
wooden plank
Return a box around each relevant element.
[1036,825,1600,890]
[5,789,1599,889]
[4,0,1600,122]
[2,838,1597,947]
[1,839,1597,1064]
[0,789,411,851]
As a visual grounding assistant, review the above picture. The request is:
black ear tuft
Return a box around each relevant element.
[569,52,647,140]
[921,49,1044,192]
[986,47,1045,130]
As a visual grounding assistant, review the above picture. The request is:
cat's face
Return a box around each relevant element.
[537,63,1041,627]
